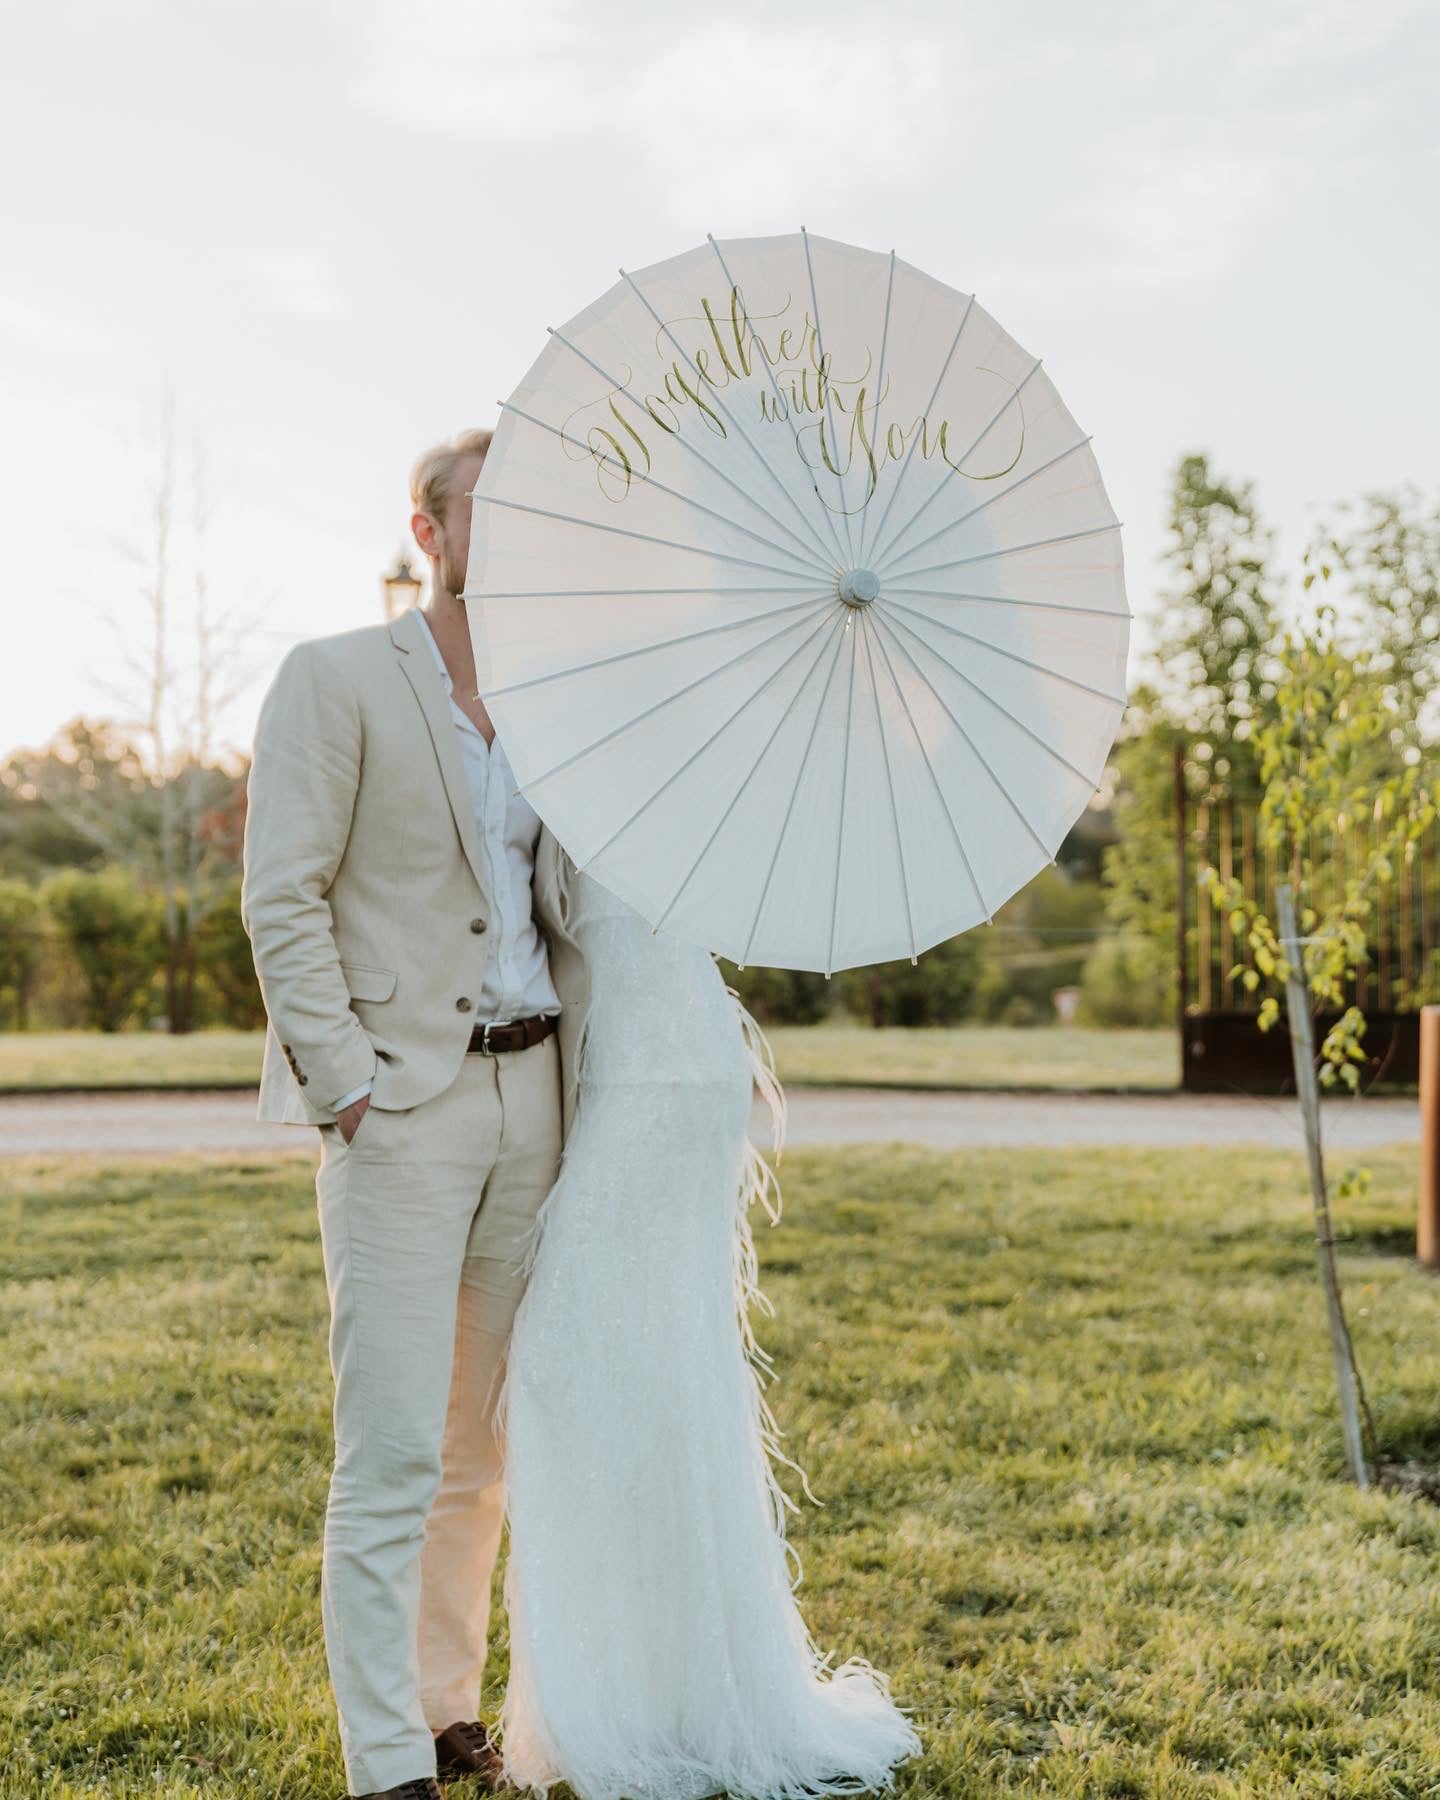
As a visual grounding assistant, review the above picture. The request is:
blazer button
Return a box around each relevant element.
[456,996,473,1012]
[297,1074,309,1087]
[470,918,487,934]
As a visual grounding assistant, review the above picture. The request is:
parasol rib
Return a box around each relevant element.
[861,288,977,564]
[800,226,857,568]
[651,618,845,932]
[883,584,1127,621]
[519,601,833,790]
[872,609,1057,870]
[889,519,1122,586]
[858,612,919,963]
[872,356,1045,569]
[882,595,1127,707]
[545,324,833,574]
[579,610,842,868]
[854,250,898,569]
[480,595,830,699]
[864,611,993,923]
[704,235,851,570]
[880,604,1112,787]
[617,269,845,573]
[473,493,821,584]
[824,618,862,975]
[738,616,852,967]
[495,398,827,575]
[465,584,818,600]
[879,435,1094,577]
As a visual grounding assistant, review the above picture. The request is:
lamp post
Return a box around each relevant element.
[382,552,422,620]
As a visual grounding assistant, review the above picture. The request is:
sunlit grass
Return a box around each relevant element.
[3,1143,1437,1795]
[0,1031,265,1093]
[765,1024,1177,1092]
[0,1024,1178,1096]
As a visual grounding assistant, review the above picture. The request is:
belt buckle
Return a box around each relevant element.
[480,1018,513,1055]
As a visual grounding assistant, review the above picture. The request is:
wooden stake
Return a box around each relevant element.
[1276,882,1370,1488]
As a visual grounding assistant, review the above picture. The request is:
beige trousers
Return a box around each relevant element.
[313,1034,562,1796]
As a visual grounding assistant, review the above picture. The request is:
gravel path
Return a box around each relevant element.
[0,1086,1419,1158]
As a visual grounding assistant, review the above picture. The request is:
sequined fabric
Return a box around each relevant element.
[494,866,922,1800]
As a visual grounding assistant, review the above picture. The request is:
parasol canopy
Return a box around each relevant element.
[465,229,1128,973]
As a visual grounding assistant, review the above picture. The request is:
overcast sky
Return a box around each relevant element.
[2,0,1437,762]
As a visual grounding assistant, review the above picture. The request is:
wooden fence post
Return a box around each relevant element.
[1174,743,1188,1084]
[1420,1005,1440,1271]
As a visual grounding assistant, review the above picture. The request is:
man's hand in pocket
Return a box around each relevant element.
[337,1094,371,1145]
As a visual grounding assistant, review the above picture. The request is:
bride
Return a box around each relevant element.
[492,850,922,1800]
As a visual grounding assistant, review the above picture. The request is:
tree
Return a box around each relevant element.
[43,869,160,1032]
[0,720,147,881]
[717,960,832,1026]
[196,879,266,1028]
[1098,453,1284,1015]
[1095,695,1185,1007]
[1154,451,1283,779]
[1077,932,1170,1028]
[1203,587,1435,1488]
[1314,485,1440,746]
[22,407,259,1030]
[835,933,982,1027]
[0,881,43,1029]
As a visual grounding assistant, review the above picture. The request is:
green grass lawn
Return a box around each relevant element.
[0,1030,266,1093]
[0,1023,1179,1095]
[3,1143,1438,1797]
[765,1024,1178,1092]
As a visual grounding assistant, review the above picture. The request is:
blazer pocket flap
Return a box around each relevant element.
[340,961,398,1002]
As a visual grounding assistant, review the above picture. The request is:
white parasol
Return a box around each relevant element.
[464,229,1128,973]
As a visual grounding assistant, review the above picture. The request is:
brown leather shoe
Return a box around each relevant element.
[433,1718,504,1784]
[349,1780,443,1799]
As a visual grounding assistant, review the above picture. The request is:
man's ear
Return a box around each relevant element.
[411,510,440,556]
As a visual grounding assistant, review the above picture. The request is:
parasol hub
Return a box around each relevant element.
[837,568,880,608]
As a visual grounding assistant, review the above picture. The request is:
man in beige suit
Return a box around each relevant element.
[242,428,588,1800]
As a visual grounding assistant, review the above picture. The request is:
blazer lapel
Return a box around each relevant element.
[389,609,489,896]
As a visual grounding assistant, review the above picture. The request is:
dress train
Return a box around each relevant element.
[493,862,921,1800]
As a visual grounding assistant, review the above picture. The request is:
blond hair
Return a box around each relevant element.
[409,427,493,522]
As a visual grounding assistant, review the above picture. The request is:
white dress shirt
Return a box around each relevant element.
[331,609,560,1111]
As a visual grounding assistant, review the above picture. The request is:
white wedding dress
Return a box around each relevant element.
[493,860,922,1800]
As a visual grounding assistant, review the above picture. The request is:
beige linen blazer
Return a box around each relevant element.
[241,607,590,1136]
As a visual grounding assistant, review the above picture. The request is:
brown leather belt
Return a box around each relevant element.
[467,1012,559,1055]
